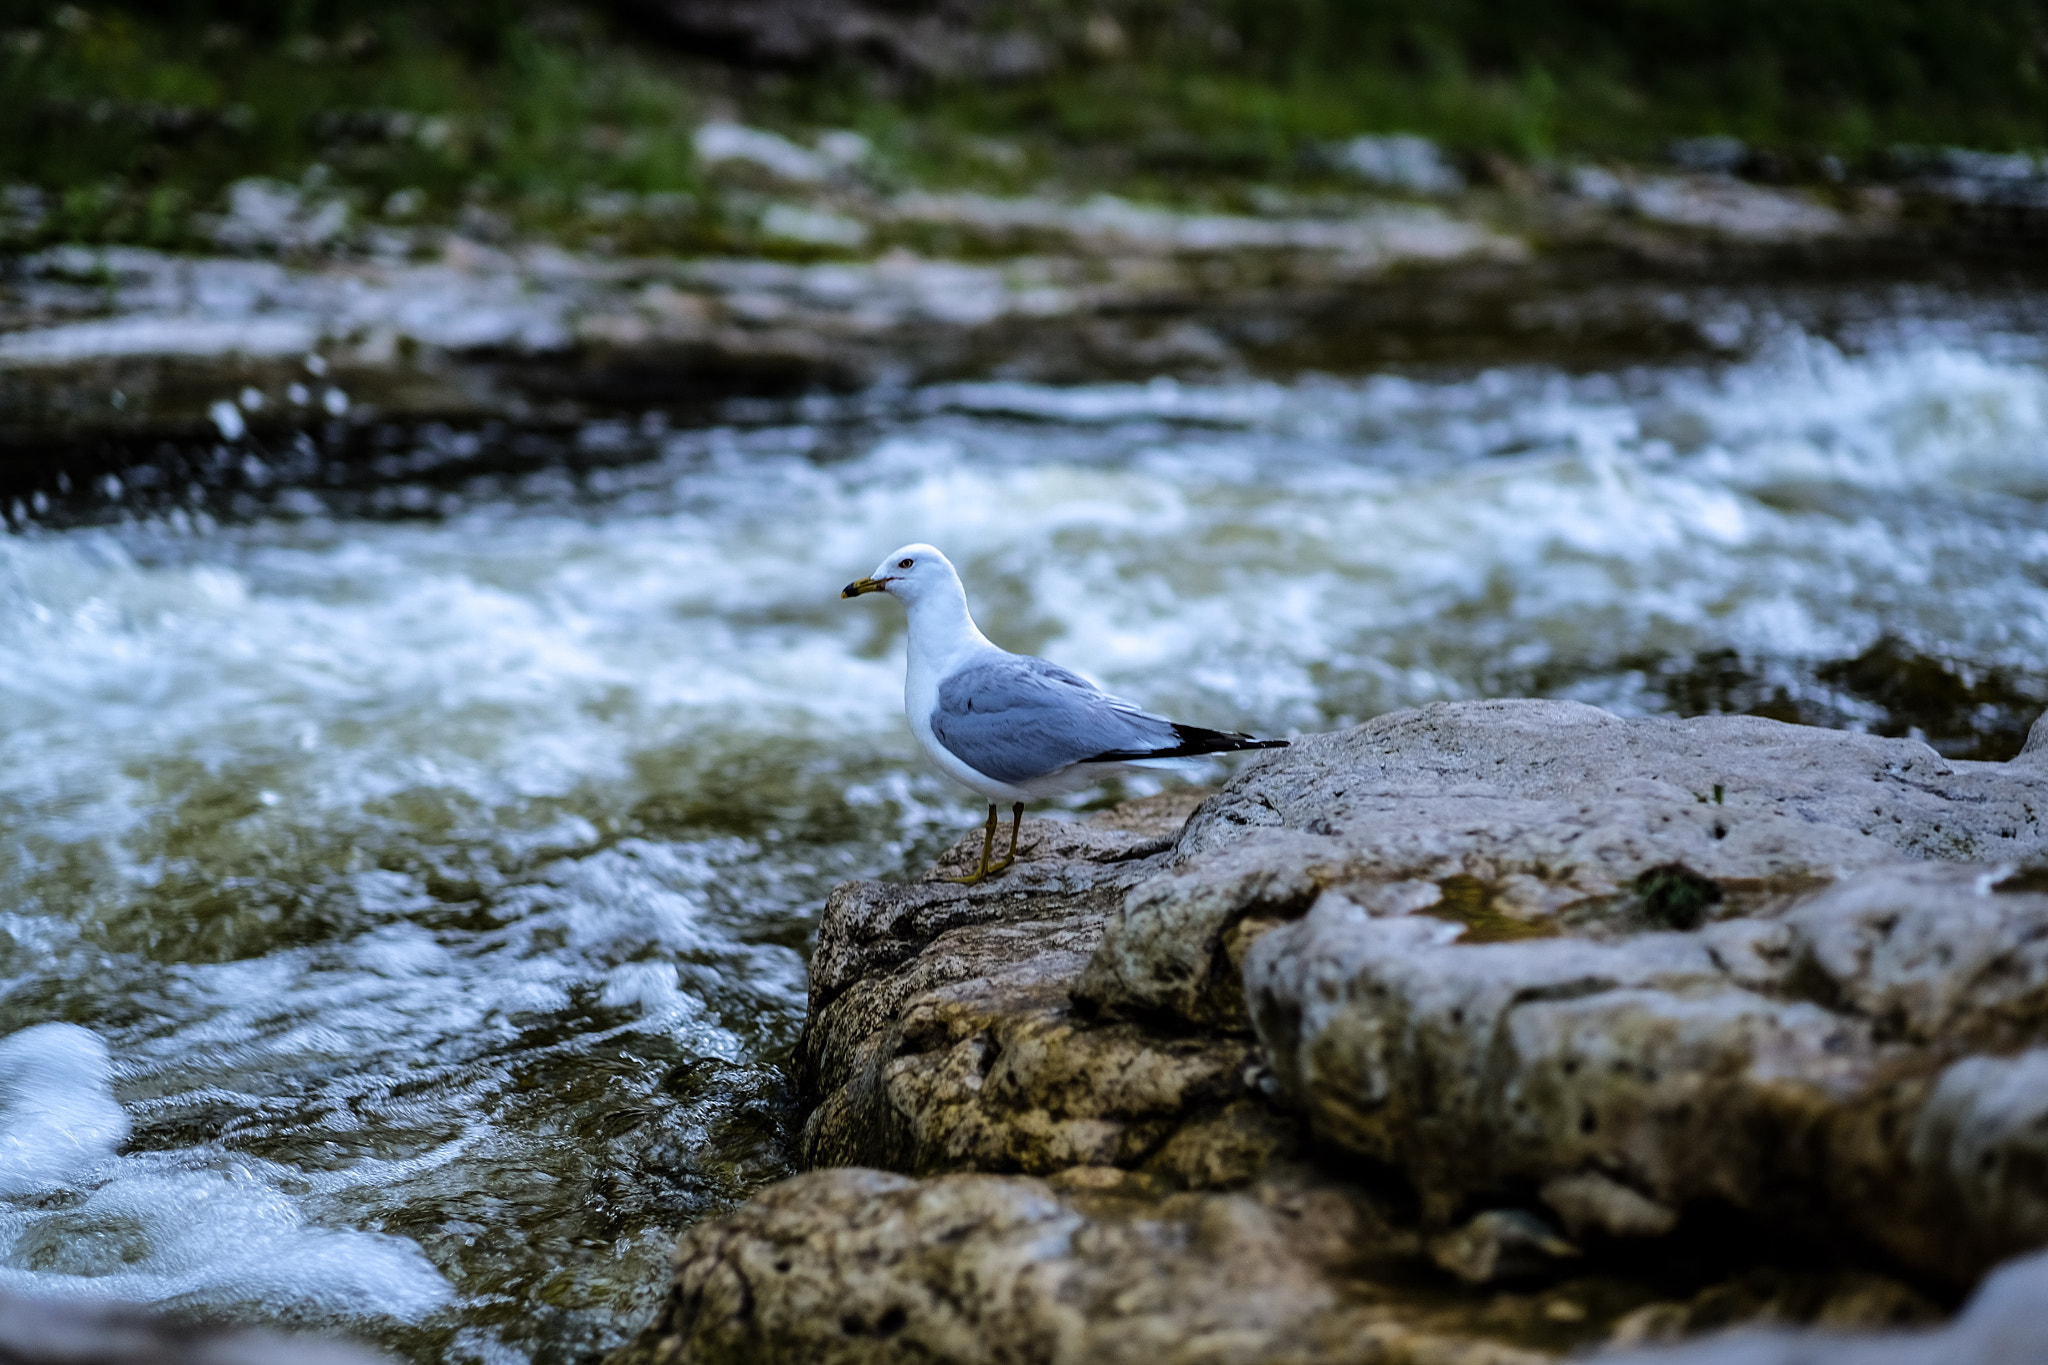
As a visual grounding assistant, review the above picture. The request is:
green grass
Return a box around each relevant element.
[895,0,2048,166]
[5,0,2048,249]
[0,4,712,245]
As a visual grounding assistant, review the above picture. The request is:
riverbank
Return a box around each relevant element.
[612,699,2048,1364]
[10,145,2048,527]
[11,0,2048,240]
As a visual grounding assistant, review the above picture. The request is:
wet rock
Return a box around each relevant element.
[1567,170,1847,240]
[796,794,1284,1183]
[0,1291,390,1364]
[1429,1209,1579,1285]
[1329,135,1466,196]
[1599,1244,2047,1363]
[209,179,351,253]
[883,192,1513,262]
[0,217,1518,444]
[617,0,1053,79]
[609,1166,1561,1365]
[691,123,836,183]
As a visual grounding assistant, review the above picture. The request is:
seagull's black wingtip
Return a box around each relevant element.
[1080,726,1290,764]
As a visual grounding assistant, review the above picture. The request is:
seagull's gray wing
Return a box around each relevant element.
[931,655,1178,785]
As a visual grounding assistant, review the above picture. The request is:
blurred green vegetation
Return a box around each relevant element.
[1217,0,2048,151]
[0,2,706,244]
[3,0,2047,245]
[877,0,2048,173]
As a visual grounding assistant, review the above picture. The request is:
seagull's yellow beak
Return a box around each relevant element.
[842,577,887,598]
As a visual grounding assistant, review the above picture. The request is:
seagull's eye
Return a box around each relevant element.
[898,558,914,569]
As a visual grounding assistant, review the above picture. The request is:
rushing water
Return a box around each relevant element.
[4,315,2048,1361]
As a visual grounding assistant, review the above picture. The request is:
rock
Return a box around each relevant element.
[1539,1173,1678,1240]
[628,699,2048,1365]
[1602,1270,1940,1350]
[1245,860,2048,1281]
[1184,700,2045,877]
[610,1166,1951,1365]
[1598,1245,2048,1364]
[0,1291,390,1364]
[796,795,1286,1183]
[1073,828,1343,1029]
[1090,699,2048,1034]
[1218,704,2048,1279]
[617,0,1056,79]
[1428,1209,1580,1285]
[610,1166,1562,1365]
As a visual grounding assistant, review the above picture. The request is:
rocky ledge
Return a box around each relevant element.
[612,699,2048,1364]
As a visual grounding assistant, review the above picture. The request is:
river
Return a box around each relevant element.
[3,303,2047,1361]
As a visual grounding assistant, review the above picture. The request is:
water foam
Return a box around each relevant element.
[0,1024,450,1322]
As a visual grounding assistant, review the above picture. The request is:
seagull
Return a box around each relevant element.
[843,543,1288,884]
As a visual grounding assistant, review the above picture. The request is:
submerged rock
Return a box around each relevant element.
[0,1290,390,1364]
[619,701,2048,1364]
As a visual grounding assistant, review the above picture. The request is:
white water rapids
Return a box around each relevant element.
[2,322,2047,1361]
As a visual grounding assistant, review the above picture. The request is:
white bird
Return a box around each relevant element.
[843,543,1287,884]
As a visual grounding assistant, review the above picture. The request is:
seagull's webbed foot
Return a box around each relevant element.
[941,804,1001,885]
[986,802,1025,875]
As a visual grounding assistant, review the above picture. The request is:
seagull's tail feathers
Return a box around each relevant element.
[1083,724,1289,765]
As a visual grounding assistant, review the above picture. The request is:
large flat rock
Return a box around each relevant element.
[618,700,2048,1364]
[1193,704,2048,1282]
[1084,701,2048,1032]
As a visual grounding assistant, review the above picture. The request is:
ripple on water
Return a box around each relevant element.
[0,322,2046,1360]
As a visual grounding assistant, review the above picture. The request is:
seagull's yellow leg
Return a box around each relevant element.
[943,804,1000,884]
[989,802,1025,874]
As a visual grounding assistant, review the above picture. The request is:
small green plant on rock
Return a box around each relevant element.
[1631,862,1723,931]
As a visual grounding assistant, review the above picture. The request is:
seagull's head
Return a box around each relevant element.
[843,543,955,605]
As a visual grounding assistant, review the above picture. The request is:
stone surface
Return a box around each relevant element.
[1597,1245,2048,1364]
[1213,705,2048,1277]
[1245,862,2048,1280]
[612,1165,1547,1365]
[796,792,1288,1182]
[1096,700,2048,1033]
[0,1292,390,1365]
[624,699,2048,1365]
[1073,828,1343,1030]
[609,1165,1950,1365]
